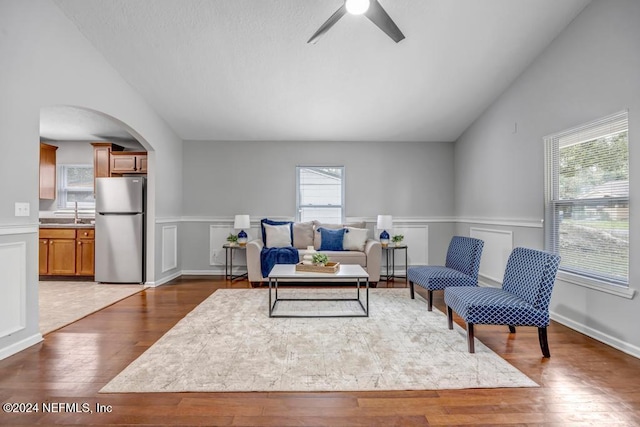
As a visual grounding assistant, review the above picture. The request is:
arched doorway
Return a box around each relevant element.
[38,105,155,334]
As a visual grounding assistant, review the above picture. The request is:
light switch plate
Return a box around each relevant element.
[15,202,30,217]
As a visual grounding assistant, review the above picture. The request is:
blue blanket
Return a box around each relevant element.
[261,247,299,278]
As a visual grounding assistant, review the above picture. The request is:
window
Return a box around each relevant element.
[544,111,629,286]
[57,164,95,209]
[296,166,344,224]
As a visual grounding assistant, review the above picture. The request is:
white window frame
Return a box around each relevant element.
[57,164,95,210]
[544,110,630,292]
[296,166,345,224]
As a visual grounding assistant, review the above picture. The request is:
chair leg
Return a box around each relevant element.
[427,290,433,311]
[508,325,516,333]
[467,323,475,353]
[409,281,415,299]
[447,306,453,329]
[538,327,551,358]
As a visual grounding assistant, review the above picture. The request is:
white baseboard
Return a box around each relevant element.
[0,333,43,361]
[145,270,183,288]
[550,311,640,359]
[181,268,226,276]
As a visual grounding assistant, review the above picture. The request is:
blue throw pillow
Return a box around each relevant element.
[261,218,292,243]
[318,227,345,251]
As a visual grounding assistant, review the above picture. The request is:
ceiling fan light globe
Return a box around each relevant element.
[345,0,370,15]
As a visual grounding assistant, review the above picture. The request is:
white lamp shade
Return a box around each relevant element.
[233,215,251,229]
[376,215,393,230]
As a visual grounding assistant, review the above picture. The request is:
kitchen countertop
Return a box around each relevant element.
[39,223,95,229]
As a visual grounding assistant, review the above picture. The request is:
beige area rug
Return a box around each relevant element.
[101,288,537,393]
[39,281,143,335]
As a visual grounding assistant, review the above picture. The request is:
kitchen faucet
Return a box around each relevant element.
[74,201,80,224]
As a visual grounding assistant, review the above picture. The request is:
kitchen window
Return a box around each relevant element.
[296,166,344,224]
[544,110,629,287]
[57,164,95,209]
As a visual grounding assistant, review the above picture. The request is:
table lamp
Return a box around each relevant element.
[376,215,393,247]
[234,215,251,246]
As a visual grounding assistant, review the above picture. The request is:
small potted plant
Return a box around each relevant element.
[312,253,329,267]
[392,234,404,246]
[226,233,239,246]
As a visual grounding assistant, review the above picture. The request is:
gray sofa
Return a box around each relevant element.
[246,220,381,286]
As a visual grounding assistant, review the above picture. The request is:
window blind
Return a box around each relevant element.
[545,111,629,285]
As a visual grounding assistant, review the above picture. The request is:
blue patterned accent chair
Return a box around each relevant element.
[407,236,484,311]
[444,247,561,357]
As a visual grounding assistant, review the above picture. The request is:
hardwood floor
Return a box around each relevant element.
[1,276,639,426]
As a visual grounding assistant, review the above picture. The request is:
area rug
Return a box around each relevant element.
[39,281,143,335]
[101,288,537,393]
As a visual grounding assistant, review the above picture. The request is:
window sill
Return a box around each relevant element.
[557,271,635,299]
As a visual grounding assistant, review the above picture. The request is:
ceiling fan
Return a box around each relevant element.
[308,0,405,44]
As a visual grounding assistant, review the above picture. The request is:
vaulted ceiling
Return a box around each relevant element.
[49,0,590,142]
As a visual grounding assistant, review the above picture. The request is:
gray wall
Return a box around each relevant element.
[183,140,454,217]
[454,0,640,355]
[0,0,183,359]
[181,140,456,272]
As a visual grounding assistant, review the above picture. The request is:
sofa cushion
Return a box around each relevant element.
[260,218,292,243]
[318,227,345,251]
[263,223,293,248]
[343,227,368,251]
[292,221,314,249]
[312,221,366,250]
[320,250,367,267]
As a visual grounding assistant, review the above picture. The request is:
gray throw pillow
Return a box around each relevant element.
[292,222,314,249]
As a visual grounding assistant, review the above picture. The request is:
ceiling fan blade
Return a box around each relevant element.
[307,4,347,44]
[364,0,405,43]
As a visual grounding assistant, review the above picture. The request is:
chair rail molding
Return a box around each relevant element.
[0,224,39,236]
[155,217,182,224]
[457,217,543,228]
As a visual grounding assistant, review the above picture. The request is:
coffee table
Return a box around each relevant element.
[268,264,370,318]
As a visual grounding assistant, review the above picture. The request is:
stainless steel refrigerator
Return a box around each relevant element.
[95,177,145,283]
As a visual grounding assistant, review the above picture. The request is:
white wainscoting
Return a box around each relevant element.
[188,218,437,276]
[0,242,26,338]
[379,224,429,275]
[161,225,178,273]
[209,224,259,273]
[470,227,513,284]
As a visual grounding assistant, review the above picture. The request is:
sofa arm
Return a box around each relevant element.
[364,239,381,283]
[246,239,264,283]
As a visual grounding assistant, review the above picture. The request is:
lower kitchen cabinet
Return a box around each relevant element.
[39,228,95,277]
[76,229,95,276]
[39,238,49,275]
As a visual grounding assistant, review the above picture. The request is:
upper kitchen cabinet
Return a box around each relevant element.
[110,151,147,174]
[91,142,124,182]
[91,143,147,178]
[39,142,58,199]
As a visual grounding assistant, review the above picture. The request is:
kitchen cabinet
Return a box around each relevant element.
[39,142,58,199]
[110,151,147,174]
[91,142,124,189]
[76,229,95,276]
[39,228,95,277]
[39,238,49,275]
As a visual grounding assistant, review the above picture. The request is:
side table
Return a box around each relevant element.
[382,245,408,285]
[223,244,248,281]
